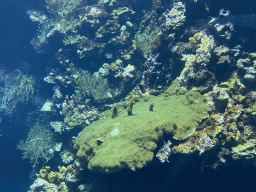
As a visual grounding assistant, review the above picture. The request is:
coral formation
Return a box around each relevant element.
[75,70,110,101]
[162,2,186,30]
[134,28,162,58]
[17,123,56,167]
[74,80,208,173]
[177,31,215,86]
[0,70,35,113]
[28,165,79,192]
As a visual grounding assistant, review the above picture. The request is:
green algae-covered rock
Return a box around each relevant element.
[74,80,208,173]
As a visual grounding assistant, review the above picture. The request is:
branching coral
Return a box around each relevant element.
[134,28,161,58]
[17,123,55,167]
[28,0,87,49]
[0,70,35,113]
[45,0,83,18]
[75,70,110,101]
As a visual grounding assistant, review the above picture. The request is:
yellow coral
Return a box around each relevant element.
[59,166,68,175]
[39,166,50,178]
[56,173,64,183]
[48,171,57,183]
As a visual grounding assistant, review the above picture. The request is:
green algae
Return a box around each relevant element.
[74,80,208,173]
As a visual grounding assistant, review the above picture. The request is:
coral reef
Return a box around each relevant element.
[28,165,81,192]
[17,0,256,190]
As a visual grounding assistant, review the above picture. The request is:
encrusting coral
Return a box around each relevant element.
[74,80,208,173]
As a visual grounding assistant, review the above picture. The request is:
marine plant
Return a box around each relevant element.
[0,70,35,112]
[17,123,55,167]
[30,0,88,48]
[75,70,110,101]
[134,28,161,58]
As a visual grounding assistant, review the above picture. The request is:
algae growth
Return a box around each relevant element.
[74,80,208,173]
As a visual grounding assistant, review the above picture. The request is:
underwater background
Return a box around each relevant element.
[1,0,256,191]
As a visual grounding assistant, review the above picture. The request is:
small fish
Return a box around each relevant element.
[123,75,130,82]
[105,53,113,59]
